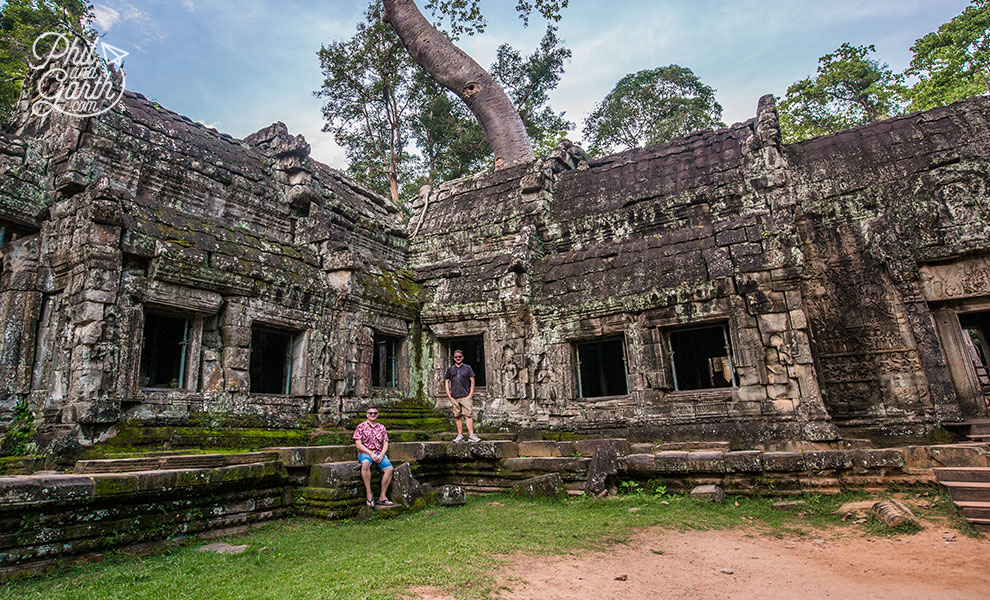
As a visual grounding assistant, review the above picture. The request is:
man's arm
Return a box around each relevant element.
[355,439,374,456]
[445,378,453,400]
[468,376,475,398]
[380,439,388,460]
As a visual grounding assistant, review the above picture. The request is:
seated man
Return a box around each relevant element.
[353,406,394,507]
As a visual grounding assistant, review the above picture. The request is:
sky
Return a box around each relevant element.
[78,0,973,169]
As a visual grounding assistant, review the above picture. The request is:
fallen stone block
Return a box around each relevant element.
[390,462,426,507]
[512,473,565,500]
[690,484,725,504]
[872,499,921,528]
[435,485,466,506]
[584,447,619,496]
[196,543,248,554]
[772,500,807,511]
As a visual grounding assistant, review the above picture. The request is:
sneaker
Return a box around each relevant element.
[452,434,464,443]
[468,434,481,443]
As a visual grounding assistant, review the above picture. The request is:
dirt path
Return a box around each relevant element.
[407,525,990,600]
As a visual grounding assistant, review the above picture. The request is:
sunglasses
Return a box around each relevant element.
[367,411,378,415]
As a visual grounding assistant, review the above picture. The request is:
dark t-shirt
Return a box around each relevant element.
[444,363,475,398]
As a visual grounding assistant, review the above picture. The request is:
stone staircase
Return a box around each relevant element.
[935,467,990,533]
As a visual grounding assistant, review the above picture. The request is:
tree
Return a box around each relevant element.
[778,43,907,143]
[315,1,417,207]
[409,25,573,186]
[382,0,566,169]
[906,0,990,111]
[0,0,94,125]
[581,65,724,155]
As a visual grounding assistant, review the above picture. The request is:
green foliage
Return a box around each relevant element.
[906,0,990,111]
[581,64,724,155]
[315,1,417,207]
[422,0,568,37]
[0,0,94,126]
[778,43,907,143]
[0,402,37,457]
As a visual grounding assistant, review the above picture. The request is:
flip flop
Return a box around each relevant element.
[366,499,375,507]
[378,499,394,506]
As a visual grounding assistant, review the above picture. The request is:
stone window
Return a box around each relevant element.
[575,337,628,398]
[668,323,737,391]
[249,325,297,395]
[444,335,486,387]
[139,311,190,389]
[372,334,401,388]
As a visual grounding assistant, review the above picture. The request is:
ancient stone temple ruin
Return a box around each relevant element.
[2,78,990,455]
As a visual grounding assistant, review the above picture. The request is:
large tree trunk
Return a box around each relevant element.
[383,0,534,169]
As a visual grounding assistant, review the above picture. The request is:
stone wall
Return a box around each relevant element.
[407,95,990,439]
[0,457,291,580]
[0,84,418,453]
[3,70,990,452]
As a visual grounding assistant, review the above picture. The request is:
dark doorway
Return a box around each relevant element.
[372,334,400,388]
[959,311,990,385]
[250,325,294,394]
[576,337,628,398]
[445,336,486,387]
[669,324,736,391]
[139,312,189,389]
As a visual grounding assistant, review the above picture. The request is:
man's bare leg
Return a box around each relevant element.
[360,461,373,502]
[380,466,393,502]
[466,416,475,436]
[455,416,464,436]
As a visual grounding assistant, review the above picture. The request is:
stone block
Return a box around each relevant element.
[389,463,425,507]
[90,473,140,497]
[584,447,618,496]
[655,451,689,473]
[511,473,565,500]
[435,485,466,506]
[389,442,425,462]
[623,453,657,474]
[924,445,990,468]
[267,446,353,468]
[309,462,361,488]
[517,441,564,457]
[630,443,655,454]
[762,452,805,472]
[724,451,762,472]
[501,457,590,474]
[804,450,852,471]
[575,439,630,457]
[686,451,726,473]
[689,484,725,504]
[852,448,905,469]
[472,441,518,459]
[0,475,94,506]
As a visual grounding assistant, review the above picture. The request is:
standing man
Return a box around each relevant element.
[353,406,394,507]
[444,349,480,442]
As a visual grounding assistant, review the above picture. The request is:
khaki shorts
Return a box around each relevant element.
[450,396,472,418]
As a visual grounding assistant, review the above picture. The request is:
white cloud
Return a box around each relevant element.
[182,0,195,12]
[92,5,120,31]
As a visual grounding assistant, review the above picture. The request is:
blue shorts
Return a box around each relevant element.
[358,453,392,470]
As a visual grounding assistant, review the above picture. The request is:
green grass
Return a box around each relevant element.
[0,487,976,600]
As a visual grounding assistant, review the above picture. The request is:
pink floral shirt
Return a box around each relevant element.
[353,421,389,454]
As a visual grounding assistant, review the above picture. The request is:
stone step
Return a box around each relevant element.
[934,467,990,483]
[73,451,281,474]
[967,434,990,443]
[941,480,990,503]
[957,501,990,520]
